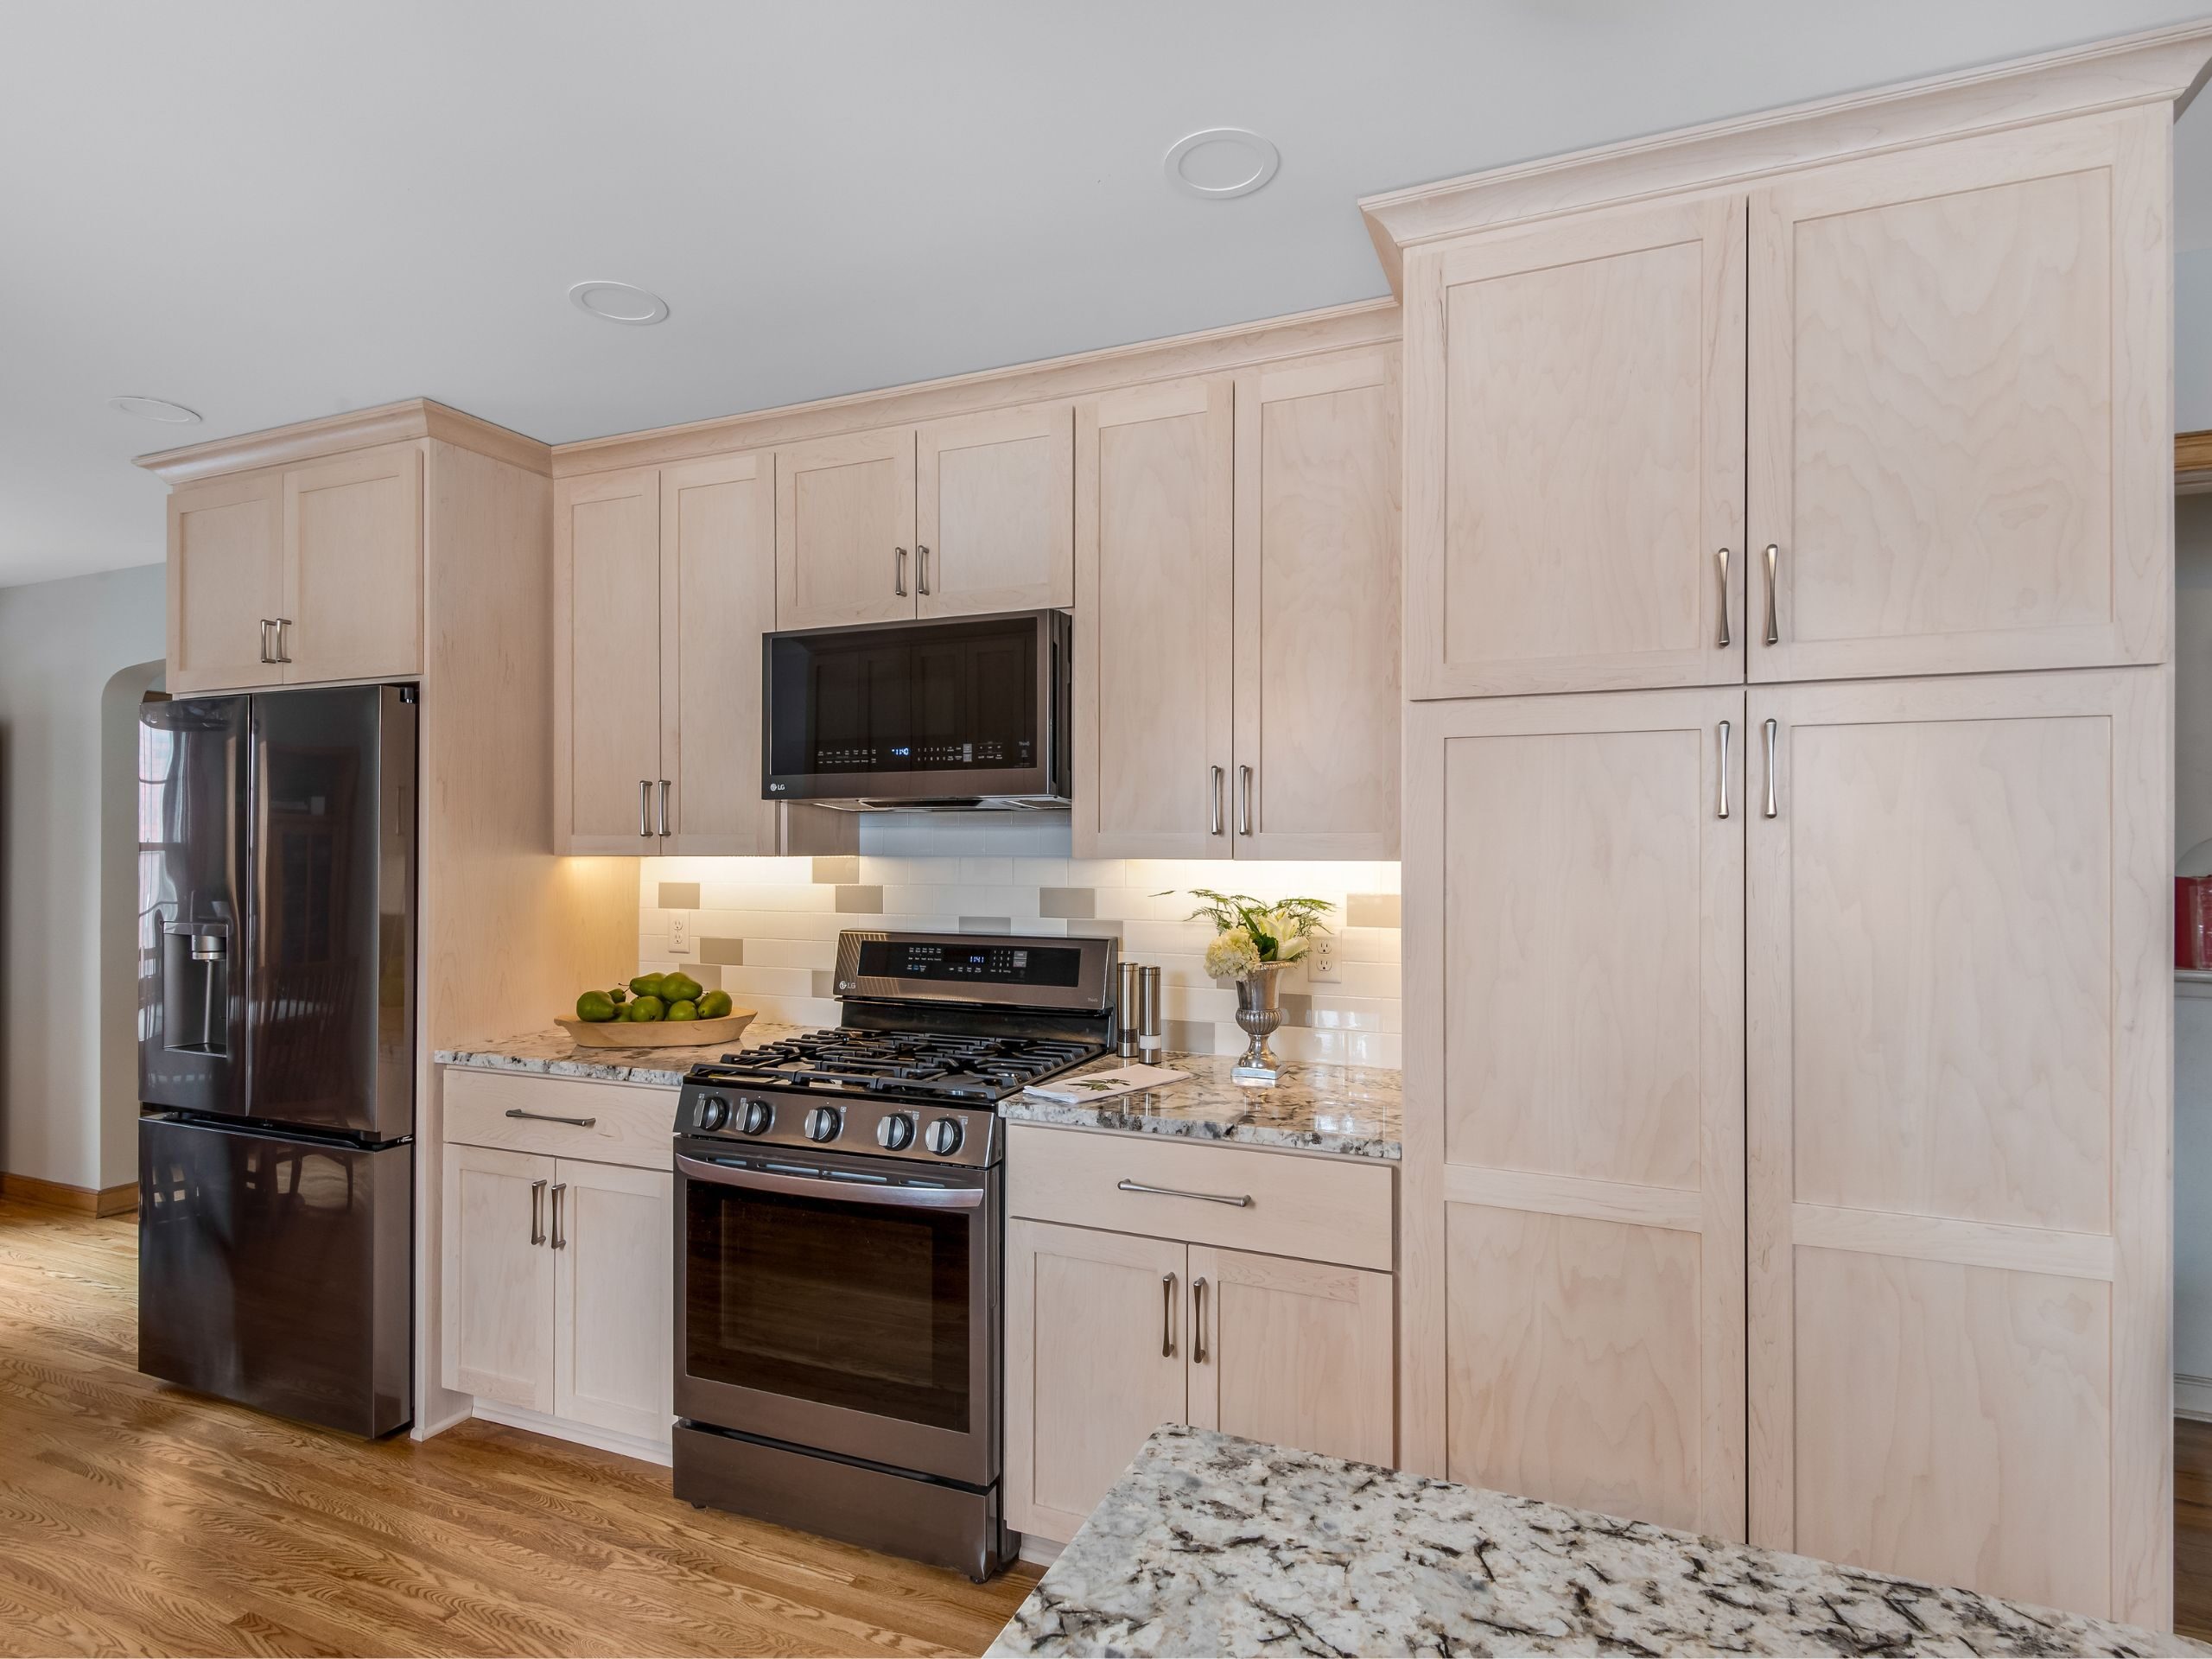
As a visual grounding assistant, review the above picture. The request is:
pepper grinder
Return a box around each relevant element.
[1118,960,1142,1058]
[1137,965,1164,1062]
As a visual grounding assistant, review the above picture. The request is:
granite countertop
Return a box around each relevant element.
[996,1051,1401,1160]
[989,1427,2195,1658]
[434,1020,814,1087]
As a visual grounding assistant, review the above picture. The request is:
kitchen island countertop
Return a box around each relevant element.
[996,1051,1401,1160]
[988,1425,2194,1658]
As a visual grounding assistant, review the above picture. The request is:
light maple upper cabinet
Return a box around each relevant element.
[282,443,423,683]
[556,454,785,856]
[774,427,917,628]
[1072,378,1236,858]
[168,470,285,695]
[916,403,1074,615]
[1401,687,1746,1540]
[1404,194,1745,699]
[1232,347,1401,858]
[1746,668,2167,1623]
[1750,109,2167,682]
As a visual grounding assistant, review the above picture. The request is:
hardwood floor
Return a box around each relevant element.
[0,1198,1036,1657]
[2180,1417,2212,1642]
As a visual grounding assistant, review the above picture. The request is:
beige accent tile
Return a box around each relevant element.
[835,886,884,913]
[1065,919,1124,939]
[700,938,745,967]
[1165,1020,1216,1055]
[658,881,702,911]
[811,855,861,885]
[1346,893,1402,929]
[958,916,1012,933]
[812,970,837,998]
[1039,887,1096,920]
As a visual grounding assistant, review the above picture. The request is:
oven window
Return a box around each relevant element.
[685,1178,971,1433]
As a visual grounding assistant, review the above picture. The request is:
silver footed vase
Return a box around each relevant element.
[1231,963,1285,1085]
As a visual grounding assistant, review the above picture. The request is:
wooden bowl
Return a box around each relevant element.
[555,1011,756,1050]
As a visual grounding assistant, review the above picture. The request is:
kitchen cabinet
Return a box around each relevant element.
[441,1143,556,1413]
[774,428,916,629]
[556,451,823,855]
[1004,1126,1397,1544]
[1745,668,2166,1618]
[552,1160,673,1443]
[1401,687,1746,1539]
[166,442,423,694]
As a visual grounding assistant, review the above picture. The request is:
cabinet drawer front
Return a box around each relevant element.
[1007,1123,1392,1271]
[444,1068,674,1169]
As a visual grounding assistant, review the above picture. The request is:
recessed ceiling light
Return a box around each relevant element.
[1163,128,1280,200]
[110,394,201,424]
[569,280,670,326]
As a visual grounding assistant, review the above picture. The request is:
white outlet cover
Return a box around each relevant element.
[667,912,694,957]
[1307,934,1341,983]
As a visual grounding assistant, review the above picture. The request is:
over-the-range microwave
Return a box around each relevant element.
[760,608,1071,810]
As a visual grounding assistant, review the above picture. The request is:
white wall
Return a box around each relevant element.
[0,563,164,1191]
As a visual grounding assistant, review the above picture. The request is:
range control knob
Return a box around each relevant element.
[697,1094,732,1132]
[876,1112,916,1152]
[804,1105,842,1143]
[737,1097,773,1136]
[924,1116,964,1157]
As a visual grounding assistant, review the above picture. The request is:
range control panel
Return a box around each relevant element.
[677,1084,999,1168]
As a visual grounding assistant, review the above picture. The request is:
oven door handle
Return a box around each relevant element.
[676,1153,987,1209]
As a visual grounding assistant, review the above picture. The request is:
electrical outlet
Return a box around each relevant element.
[1306,932,1341,984]
[667,912,695,958]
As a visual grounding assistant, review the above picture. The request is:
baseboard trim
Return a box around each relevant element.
[412,1398,475,1443]
[0,1173,138,1217]
[2178,1374,2212,1422]
[469,1398,674,1467]
[1017,1534,1064,1568]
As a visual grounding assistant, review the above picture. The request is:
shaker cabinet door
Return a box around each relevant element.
[1006,1219,1188,1544]
[552,1159,673,1445]
[915,403,1073,617]
[441,1143,556,1413]
[1405,194,1745,698]
[556,467,664,853]
[1747,109,2166,682]
[282,443,423,683]
[774,427,917,628]
[168,469,286,694]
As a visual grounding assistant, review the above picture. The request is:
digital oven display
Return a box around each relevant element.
[855,939,1082,988]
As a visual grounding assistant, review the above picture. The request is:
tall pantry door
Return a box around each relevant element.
[1747,669,2169,1625]
[1402,687,1746,1539]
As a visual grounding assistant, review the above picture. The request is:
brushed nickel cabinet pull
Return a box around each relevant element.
[1238,766,1254,836]
[276,619,294,663]
[1160,1273,1177,1358]
[1718,721,1732,820]
[1192,1276,1209,1364]
[1763,544,1779,646]
[258,619,276,664]
[639,779,652,838]
[1716,549,1732,648]
[1210,766,1224,836]
[529,1179,546,1246]
[1118,1177,1252,1209]
[917,543,931,595]
[550,1183,568,1250]
[1764,718,1779,819]
[658,779,671,837]
[894,546,908,597]
[505,1108,598,1128]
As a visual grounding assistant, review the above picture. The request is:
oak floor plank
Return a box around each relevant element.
[0,1199,1035,1658]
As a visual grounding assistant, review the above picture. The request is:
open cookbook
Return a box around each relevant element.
[1020,1063,1190,1104]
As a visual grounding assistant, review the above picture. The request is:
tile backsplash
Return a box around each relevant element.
[635,813,1402,1068]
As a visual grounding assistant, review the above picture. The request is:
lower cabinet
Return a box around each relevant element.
[441,1141,673,1447]
[1006,1215,1394,1544]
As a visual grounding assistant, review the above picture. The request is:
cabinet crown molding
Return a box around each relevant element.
[1358,20,2212,292]
[137,397,552,485]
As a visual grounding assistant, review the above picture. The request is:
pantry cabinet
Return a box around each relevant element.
[167,442,423,695]
[1003,1125,1396,1544]
[1073,348,1401,860]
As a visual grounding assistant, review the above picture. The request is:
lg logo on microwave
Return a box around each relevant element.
[768,782,786,792]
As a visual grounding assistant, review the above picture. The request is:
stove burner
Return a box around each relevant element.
[700,1028,1099,1103]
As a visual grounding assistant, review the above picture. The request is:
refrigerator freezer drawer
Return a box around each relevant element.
[138,1116,412,1436]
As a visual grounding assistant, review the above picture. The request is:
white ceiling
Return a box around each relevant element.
[5,0,2212,588]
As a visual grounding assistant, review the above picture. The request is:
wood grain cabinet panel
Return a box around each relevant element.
[1749,109,2167,681]
[553,1160,672,1445]
[1232,347,1401,858]
[1405,194,1745,698]
[775,428,916,628]
[282,443,423,683]
[1006,1219,1187,1543]
[1402,687,1745,1538]
[1072,378,1235,858]
[1185,1245,1393,1470]
[440,1143,556,1413]
[916,404,1073,616]
[1747,668,2170,1624]
[554,468,662,852]
[168,470,285,695]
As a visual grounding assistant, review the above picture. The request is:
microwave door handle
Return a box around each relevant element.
[676,1153,986,1209]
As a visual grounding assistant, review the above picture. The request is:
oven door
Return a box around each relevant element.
[673,1136,999,1488]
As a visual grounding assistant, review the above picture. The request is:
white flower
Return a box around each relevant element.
[1205,926,1263,982]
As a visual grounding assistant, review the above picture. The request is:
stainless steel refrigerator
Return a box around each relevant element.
[137,684,416,1436]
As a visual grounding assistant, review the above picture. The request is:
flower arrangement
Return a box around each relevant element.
[1171,888,1335,982]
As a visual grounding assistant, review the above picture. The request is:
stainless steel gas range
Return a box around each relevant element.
[670,929,1116,1580]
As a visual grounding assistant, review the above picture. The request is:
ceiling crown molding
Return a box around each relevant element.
[136,397,552,484]
[1358,19,2212,293]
